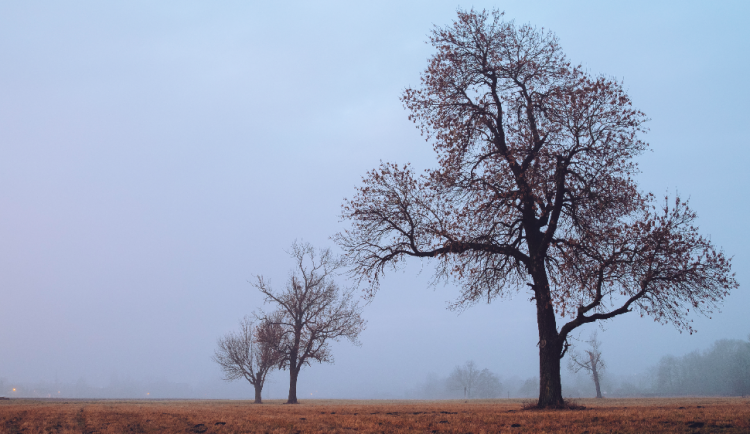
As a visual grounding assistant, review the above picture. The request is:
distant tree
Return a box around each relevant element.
[475,369,503,399]
[254,242,366,404]
[447,361,502,399]
[448,361,481,398]
[517,377,540,398]
[568,331,606,398]
[336,8,738,408]
[406,372,453,400]
[213,317,282,403]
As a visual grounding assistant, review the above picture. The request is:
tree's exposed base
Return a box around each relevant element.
[522,399,586,411]
[285,401,299,404]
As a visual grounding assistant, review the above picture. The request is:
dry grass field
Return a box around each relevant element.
[1,397,748,433]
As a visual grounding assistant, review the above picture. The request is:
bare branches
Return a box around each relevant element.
[568,333,605,373]
[213,317,282,403]
[335,162,530,303]
[338,9,655,312]
[447,361,503,399]
[254,241,366,404]
[336,7,736,408]
[568,331,606,398]
[557,196,738,339]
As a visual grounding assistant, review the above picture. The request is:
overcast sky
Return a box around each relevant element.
[1,1,748,399]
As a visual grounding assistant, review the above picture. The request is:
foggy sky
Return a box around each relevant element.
[1,1,748,399]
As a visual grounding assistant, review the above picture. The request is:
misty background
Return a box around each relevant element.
[1,1,748,400]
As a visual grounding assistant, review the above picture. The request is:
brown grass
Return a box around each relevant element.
[1,397,748,433]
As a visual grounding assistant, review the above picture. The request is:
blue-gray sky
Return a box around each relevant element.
[1,1,748,398]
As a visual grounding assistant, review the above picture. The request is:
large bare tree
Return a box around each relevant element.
[213,317,282,403]
[254,242,366,404]
[336,9,737,408]
[568,331,605,398]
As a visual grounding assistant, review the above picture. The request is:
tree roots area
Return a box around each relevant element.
[1,397,747,433]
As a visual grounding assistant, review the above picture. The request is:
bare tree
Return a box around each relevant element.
[254,242,366,404]
[213,317,282,403]
[336,9,738,408]
[448,361,502,399]
[448,361,481,398]
[475,369,503,399]
[568,331,606,398]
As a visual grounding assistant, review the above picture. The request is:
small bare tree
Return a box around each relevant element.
[568,331,606,398]
[213,317,282,403]
[255,242,366,404]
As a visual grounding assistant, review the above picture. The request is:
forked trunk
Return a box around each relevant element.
[254,384,263,404]
[287,367,299,404]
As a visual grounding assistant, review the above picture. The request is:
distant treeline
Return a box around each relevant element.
[573,337,750,398]
[408,338,750,399]
[3,338,748,399]
[405,362,533,400]
[406,373,543,400]
[0,377,193,399]
[0,376,259,400]
[652,338,750,396]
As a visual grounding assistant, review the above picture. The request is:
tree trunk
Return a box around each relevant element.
[591,353,603,399]
[253,384,263,404]
[287,367,299,404]
[534,275,566,408]
[537,331,564,407]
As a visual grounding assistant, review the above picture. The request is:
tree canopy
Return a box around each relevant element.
[336,9,737,408]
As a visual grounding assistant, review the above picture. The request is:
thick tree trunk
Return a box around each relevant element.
[534,274,566,408]
[254,384,263,404]
[591,353,603,398]
[287,367,299,404]
[537,328,564,407]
